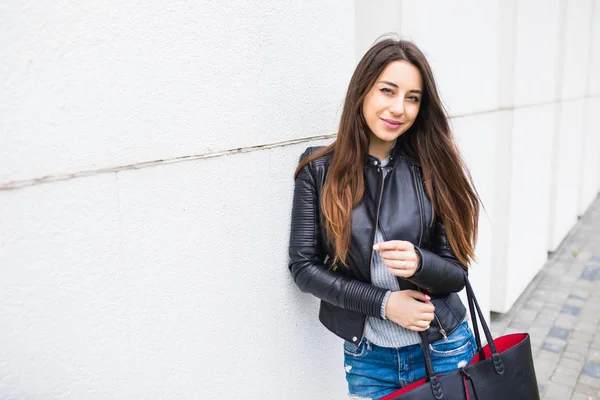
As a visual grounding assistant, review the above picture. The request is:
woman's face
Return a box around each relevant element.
[362,60,423,146]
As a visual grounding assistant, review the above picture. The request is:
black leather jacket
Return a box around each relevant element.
[288,145,468,345]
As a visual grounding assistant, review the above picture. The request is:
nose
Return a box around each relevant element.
[389,98,404,116]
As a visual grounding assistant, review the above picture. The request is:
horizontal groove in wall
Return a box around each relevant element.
[0,134,336,191]
[453,94,598,119]
[1,94,599,192]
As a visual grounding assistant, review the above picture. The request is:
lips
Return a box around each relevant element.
[380,118,403,129]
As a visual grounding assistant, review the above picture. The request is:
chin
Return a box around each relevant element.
[374,130,405,142]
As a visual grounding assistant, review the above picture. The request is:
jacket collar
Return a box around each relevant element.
[366,139,402,167]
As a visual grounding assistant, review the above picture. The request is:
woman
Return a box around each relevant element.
[288,38,481,399]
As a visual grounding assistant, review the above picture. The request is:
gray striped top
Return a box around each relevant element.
[364,156,421,348]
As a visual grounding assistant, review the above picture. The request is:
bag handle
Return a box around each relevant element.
[418,331,445,399]
[418,274,505,398]
[466,277,486,362]
[464,276,505,374]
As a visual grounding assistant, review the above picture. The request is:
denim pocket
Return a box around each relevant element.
[428,321,473,357]
[343,339,368,358]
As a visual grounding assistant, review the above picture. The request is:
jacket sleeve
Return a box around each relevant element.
[288,149,388,318]
[409,219,467,295]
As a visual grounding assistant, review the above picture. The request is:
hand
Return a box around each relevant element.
[384,290,435,331]
[373,240,421,278]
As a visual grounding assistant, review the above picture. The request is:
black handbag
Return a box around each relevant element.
[382,276,540,400]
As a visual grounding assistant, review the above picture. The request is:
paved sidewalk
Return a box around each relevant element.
[490,196,600,400]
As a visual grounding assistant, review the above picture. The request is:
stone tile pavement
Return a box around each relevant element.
[490,196,600,400]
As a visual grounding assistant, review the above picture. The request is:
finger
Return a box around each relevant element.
[373,240,413,251]
[420,312,435,322]
[413,320,431,329]
[406,323,430,332]
[385,259,415,269]
[416,301,435,312]
[379,250,416,261]
[405,326,426,332]
[403,290,431,302]
[387,267,414,278]
[373,240,403,251]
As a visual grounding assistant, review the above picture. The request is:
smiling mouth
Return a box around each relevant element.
[380,118,403,128]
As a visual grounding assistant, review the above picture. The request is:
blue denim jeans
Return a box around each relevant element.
[344,320,476,400]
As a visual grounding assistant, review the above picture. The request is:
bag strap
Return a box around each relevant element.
[466,277,486,361]
[419,331,444,400]
[464,277,504,375]
[418,274,505,397]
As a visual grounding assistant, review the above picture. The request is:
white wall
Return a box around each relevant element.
[1,1,352,398]
[589,1,600,192]
[492,0,600,312]
[505,0,561,305]
[548,0,594,251]
[504,104,556,308]
[1,1,352,184]
[2,0,600,399]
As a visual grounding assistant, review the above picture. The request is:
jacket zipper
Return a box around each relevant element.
[433,313,448,340]
[411,166,424,247]
[360,164,386,342]
[430,197,435,228]
[416,167,434,228]
[369,166,386,273]
[412,165,448,341]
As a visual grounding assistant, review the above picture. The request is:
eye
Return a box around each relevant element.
[380,88,394,95]
[408,96,420,102]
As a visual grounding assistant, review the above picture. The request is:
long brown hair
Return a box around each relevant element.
[294,38,480,268]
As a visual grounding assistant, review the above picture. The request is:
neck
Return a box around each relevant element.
[368,137,395,161]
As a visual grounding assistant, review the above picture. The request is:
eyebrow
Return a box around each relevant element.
[377,80,422,94]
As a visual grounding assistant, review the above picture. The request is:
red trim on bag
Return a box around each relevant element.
[381,377,429,398]
[381,333,529,400]
[469,333,527,363]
